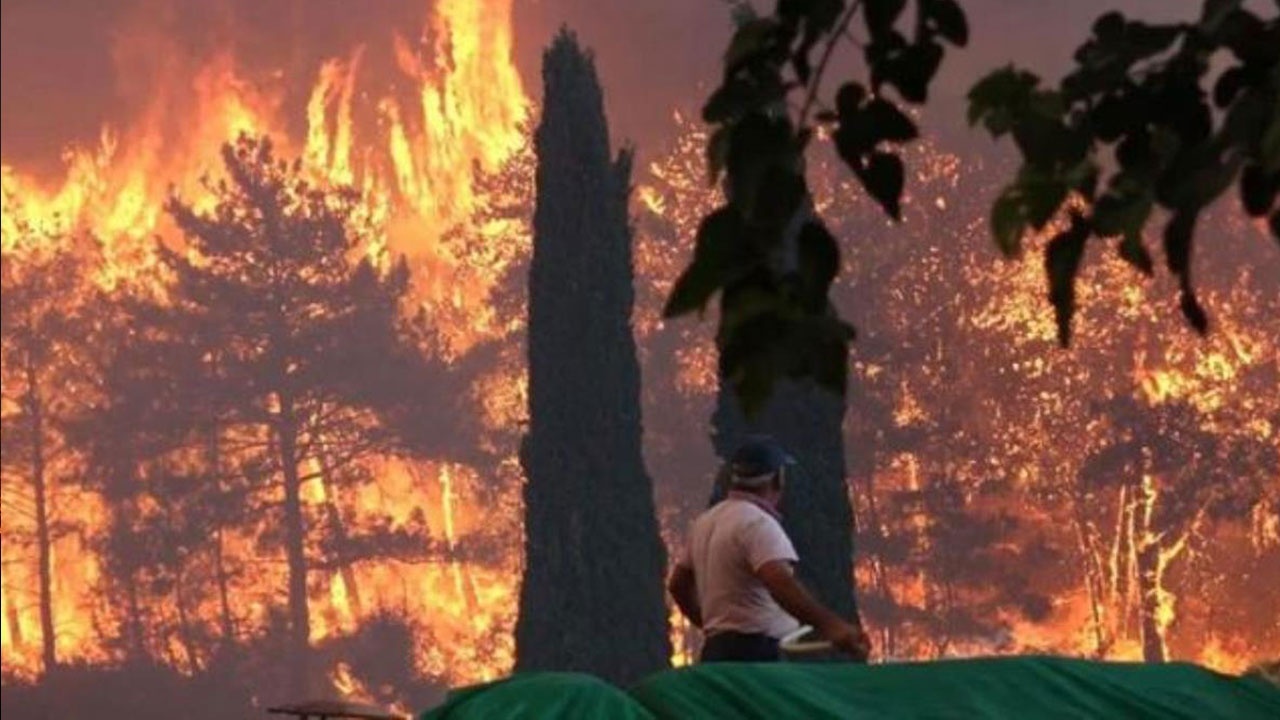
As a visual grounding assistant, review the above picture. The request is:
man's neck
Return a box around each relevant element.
[726,489,782,520]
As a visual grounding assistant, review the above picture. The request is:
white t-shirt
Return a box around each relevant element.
[678,497,801,639]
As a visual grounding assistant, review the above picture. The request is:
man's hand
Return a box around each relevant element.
[756,560,870,660]
[820,620,871,662]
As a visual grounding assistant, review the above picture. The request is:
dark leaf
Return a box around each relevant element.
[991,187,1027,257]
[1160,150,1242,209]
[1117,233,1155,276]
[1213,66,1248,108]
[1240,163,1278,216]
[967,66,1040,132]
[1015,166,1069,229]
[1220,90,1270,151]
[855,151,905,219]
[725,18,780,71]
[1218,9,1273,64]
[1012,114,1075,169]
[1162,209,1198,277]
[1179,281,1210,335]
[663,207,749,318]
[834,95,916,163]
[1092,11,1126,43]
[703,73,787,124]
[1092,184,1153,248]
[922,0,969,46]
[865,29,909,95]
[1044,213,1090,346]
[863,98,919,142]
[835,82,868,119]
[1158,81,1213,146]
[1115,129,1153,171]
[1064,158,1100,199]
[888,40,945,103]
[1124,22,1182,59]
[1090,95,1137,143]
[864,0,907,35]
[1270,209,1280,244]
[703,78,754,124]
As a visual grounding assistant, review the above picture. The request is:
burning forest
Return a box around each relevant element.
[2,0,1278,717]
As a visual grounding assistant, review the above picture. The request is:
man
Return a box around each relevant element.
[668,436,871,662]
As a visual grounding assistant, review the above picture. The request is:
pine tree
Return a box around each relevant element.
[156,135,432,695]
[0,237,99,675]
[515,30,670,683]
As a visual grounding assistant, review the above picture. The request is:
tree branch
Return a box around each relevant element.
[797,0,864,130]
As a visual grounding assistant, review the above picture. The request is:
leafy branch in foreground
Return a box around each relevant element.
[969,0,1279,345]
[663,0,967,414]
[669,0,1277,415]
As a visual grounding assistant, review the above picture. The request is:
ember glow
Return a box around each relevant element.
[2,0,1278,710]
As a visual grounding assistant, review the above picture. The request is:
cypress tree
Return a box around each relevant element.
[515,30,670,683]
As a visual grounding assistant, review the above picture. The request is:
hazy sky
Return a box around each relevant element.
[2,0,1198,175]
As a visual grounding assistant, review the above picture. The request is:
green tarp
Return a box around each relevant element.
[422,656,1280,719]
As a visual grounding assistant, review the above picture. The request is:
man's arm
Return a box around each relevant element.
[755,560,869,660]
[667,564,702,629]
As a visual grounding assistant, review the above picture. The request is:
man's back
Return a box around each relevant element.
[685,497,800,639]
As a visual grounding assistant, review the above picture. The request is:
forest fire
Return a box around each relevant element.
[2,0,1278,715]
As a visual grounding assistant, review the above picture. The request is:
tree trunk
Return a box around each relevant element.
[207,421,237,646]
[5,578,25,647]
[438,466,479,623]
[858,471,897,657]
[316,454,364,620]
[173,568,202,675]
[1072,493,1108,656]
[125,569,147,659]
[213,526,236,646]
[277,401,311,695]
[26,364,56,674]
[1134,475,1166,663]
[1135,539,1166,662]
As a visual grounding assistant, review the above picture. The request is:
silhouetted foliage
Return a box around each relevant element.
[668,0,1277,413]
[969,1,1280,344]
[139,134,435,693]
[663,0,966,413]
[1,236,101,673]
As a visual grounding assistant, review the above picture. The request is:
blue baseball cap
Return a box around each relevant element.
[729,435,793,488]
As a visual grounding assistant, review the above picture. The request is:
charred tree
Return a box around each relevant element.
[515,30,670,683]
[1,244,97,674]
[152,135,435,696]
[711,379,859,622]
